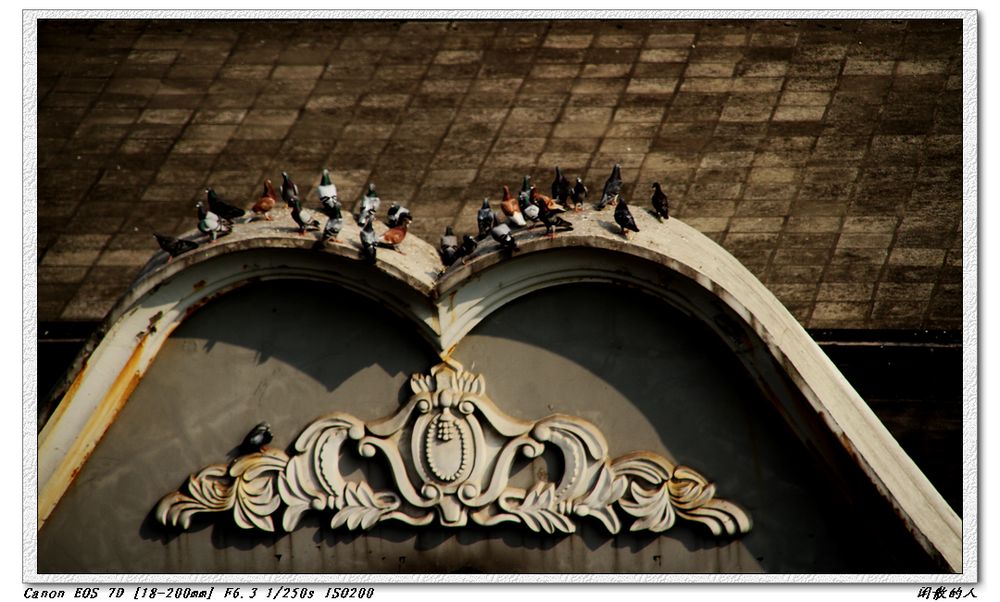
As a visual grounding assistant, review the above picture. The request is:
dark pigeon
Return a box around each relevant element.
[290,198,320,234]
[651,181,669,221]
[551,166,571,204]
[570,177,588,212]
[206,188,246,221]
[597,164,623,210]
[614,198,640,239]
[240,422,273,454]
[154,232,198,260]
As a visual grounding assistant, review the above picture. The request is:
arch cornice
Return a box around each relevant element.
[36,209,961,572]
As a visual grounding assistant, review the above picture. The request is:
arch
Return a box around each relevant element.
[35,210,961,573]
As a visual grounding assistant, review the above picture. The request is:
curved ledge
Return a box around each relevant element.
[37,207,961,572]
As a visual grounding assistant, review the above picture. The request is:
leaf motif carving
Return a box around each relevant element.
[155,361,751,539]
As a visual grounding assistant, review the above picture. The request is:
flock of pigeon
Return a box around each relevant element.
[153,163,670,270]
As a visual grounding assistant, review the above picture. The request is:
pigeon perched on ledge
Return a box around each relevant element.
[290,198,320,234]
[357,183,381,225]
[206,188,246,222]
[154,232,198,261]
[196,202,232,242]
[552,166,570,204]
[476,198,495,240]
[317,168,340,217]
[252,179,278,221]
[490,221,518,252]
[439,226,459,266]
[360,217,377,264]
[570,177,588,212]
[651,181,670,221]
[597,163,623,210]
[615,198,640,240]
[380,213,412,253]
[240,422,273,454]
[281,172,300,207]
[386,202,411,228]
[500,185,526,228]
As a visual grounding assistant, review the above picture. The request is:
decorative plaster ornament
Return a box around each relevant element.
[156,359,752,538]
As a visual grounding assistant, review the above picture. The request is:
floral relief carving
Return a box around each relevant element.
[155,359,752,538]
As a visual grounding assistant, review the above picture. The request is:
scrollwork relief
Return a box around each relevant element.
[156,359,752,538]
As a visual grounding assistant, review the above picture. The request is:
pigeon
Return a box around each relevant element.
[240,422,273,454]
[457,234,478,264]
[476,198,495,240]
[651,181,669,221]
[614,198,640,239]
[314,203,343,249]
[500,185,526,227]
[517,175,532,212]
[551,166,571,204]
[252,179,278,221]
[380,213,412,252]
[597,163,623,210]
[154,232,198,261]
[531,186,566,214]
[290,198,320,234]
[206,188,246,221]
[196,202,232,242]
[359,217,377,263]
[439,226,460,266]
[357,183,381,225]
[570,177,588,212]
[490,221,518,252]
[280,172,300,207]
[532,192,573,238]
[386,202,411,228]
[317,168,340,217]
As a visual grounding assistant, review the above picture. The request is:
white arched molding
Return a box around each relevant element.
[37,210,961,573]
[435,211,961,572]
[38,226,442,531]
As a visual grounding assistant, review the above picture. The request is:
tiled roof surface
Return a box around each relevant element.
[35,18,963,329]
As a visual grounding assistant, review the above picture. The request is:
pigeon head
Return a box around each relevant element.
[521,175,531,190]
[362,217,375,232]
[612,164,622,177]
[652,181,661,190]
[445,225,454,236]
[196,202,207,219]
[481,198,490,209]
[321,168,332,186]
[367,183,377,196]
[206,188,218,201]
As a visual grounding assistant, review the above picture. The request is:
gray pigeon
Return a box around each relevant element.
[314,203,343,249]
[317,168,340,217]
[281,172,300,207]
[290,198,320,234]
[439,226,459,266]
[477,198,495,240]
[597,164,623,210]
[357,183,381,225]
[490,221,518,252]
[360,217,377,263]
[196,202,232,242]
